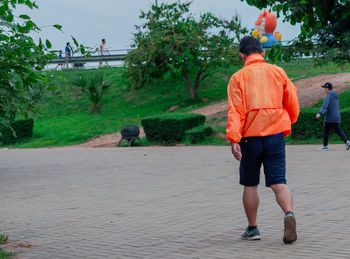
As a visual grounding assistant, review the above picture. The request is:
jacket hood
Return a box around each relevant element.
[329,91,338,99]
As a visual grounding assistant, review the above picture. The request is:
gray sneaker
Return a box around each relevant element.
[318,146,328,151]
[241,227,261,240]
[345,140,350,151]
[283,212,297,244]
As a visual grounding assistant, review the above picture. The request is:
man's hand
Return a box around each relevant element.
[316,113,321,119]
[231,142,242,161]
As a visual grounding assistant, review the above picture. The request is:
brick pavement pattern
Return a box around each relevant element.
[1,145,350,258]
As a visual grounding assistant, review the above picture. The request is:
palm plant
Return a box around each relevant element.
[70,71,111,113]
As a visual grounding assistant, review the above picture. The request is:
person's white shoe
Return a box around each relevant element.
[345,140,350,151]
[318,146,328,151]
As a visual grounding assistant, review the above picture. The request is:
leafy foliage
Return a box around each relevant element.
[0,0,55,128]
[70,71,111,113]
[125,1,247,99]
[242,0,350,64]
[0,233,8,244]
[0,0,90,132]
[0,118,34,144]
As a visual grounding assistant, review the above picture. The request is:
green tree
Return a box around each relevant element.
[243,0,350,63]
[125,1,247,99]
[0,0,87,130]
[0,0,52,128]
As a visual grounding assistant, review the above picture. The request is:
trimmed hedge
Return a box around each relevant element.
[0,118,34,145]
[141,112,205,144]
[185,125,213,144]
[292,107,350,140]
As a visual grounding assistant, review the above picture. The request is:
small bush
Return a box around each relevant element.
[185,125,213,144]
[0,118,34,145]
[292,107,350,140]
[69,70,111,113]
[0,233,8,244]
[339,108,350,135]
[141,112,205,144]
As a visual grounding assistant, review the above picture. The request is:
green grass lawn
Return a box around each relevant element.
[3,58,350,148]
[279,58,350,81]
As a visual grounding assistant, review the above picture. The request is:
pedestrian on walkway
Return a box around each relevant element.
[99,38,110,67]
[65,42,72,68]
[65,42,72,57]
[316,82,350,151]
[226,36,300,243]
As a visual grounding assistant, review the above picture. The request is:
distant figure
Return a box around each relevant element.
[65,42,72,57]
[55,50,64,70]
[316,82,350,151]
[99,39,110,67]
[65,42,72,68]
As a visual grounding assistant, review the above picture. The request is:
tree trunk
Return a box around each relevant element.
[183,70,196,99]
[193,67,205,98]
[183,67,207,99]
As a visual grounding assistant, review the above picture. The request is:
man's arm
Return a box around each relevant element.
[226,76,245,160]
[282,72,300,123]
[231,142,242,161]
[317,94,330,116]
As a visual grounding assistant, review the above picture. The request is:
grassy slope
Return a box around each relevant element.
[5,59,350,148]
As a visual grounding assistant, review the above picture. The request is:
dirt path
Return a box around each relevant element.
[70,128,145,148]
[294,72,350,107]
[70,72,350,147]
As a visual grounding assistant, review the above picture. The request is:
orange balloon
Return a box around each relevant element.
[255,10,277,34]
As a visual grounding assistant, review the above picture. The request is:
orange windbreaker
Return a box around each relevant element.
[226,54,300,143]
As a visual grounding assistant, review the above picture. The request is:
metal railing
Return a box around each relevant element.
[49,54,126,64]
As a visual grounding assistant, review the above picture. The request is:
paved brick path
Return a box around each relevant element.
[1,145,350,258]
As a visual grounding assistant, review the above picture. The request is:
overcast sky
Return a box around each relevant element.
[17,0,300,52]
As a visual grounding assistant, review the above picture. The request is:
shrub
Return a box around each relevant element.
[185,125,213,144]
[339,108,350,135]
[0,119,34,145]
[141,113,205,144]
[70,70,111,113]
[291,108,323,140]
[0,233,8,244]
[291,107,350,140]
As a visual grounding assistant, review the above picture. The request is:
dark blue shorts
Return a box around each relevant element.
[239,135,286,187]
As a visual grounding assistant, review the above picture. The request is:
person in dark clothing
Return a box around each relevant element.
[316,82,350,151]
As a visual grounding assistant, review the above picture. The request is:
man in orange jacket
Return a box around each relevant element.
[226,36,300,243]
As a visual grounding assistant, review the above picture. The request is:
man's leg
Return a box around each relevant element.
[323,123,331,147]
[243,185,259,226]
[263,136,297,243]
[270,184,293,213]
[239,138,262,240]
[333,123,348,143]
